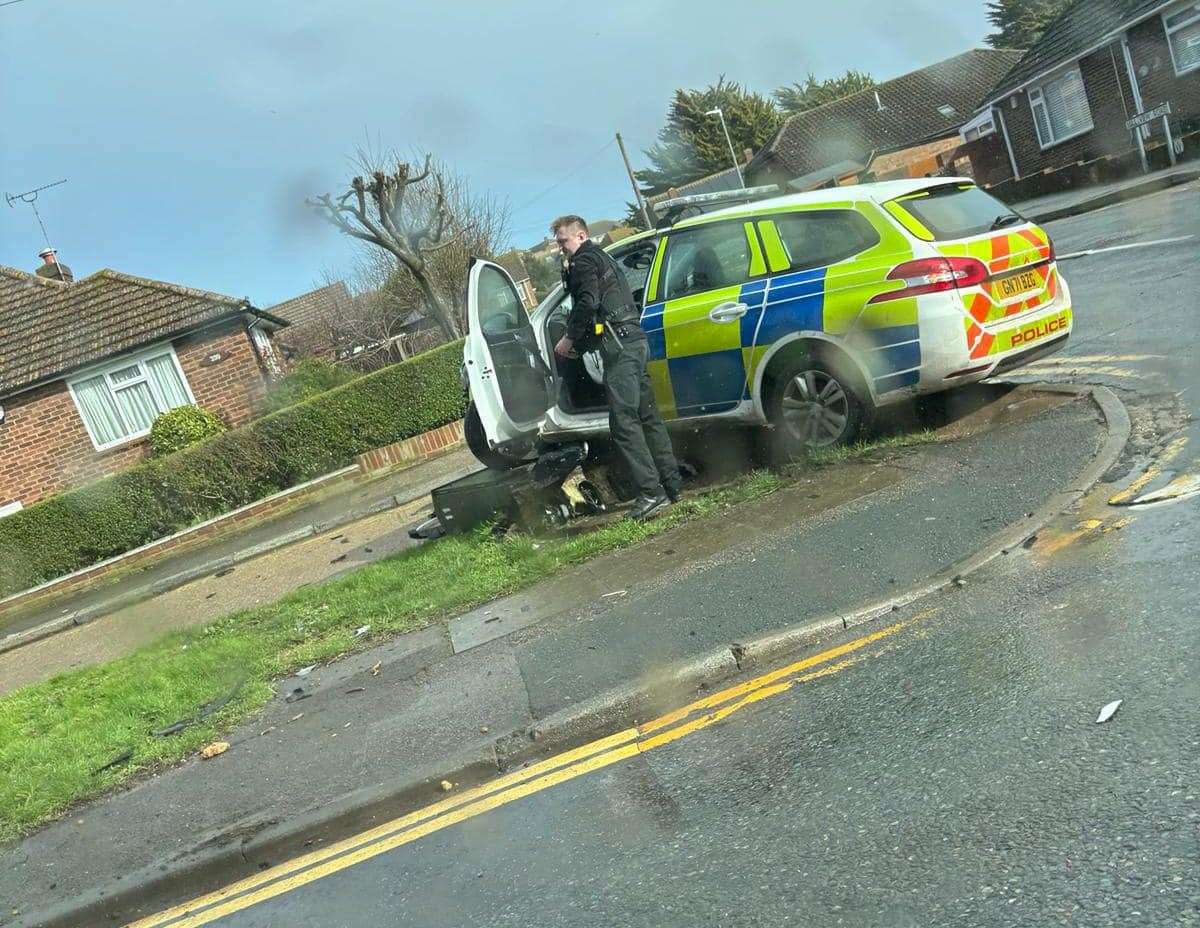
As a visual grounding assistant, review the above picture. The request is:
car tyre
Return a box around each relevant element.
[764,355,868,463]
[464,401,526,471]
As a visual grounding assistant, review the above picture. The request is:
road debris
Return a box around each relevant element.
[952,575,966,588]
[285,687,311,704]
[331,553,348,564]
[214,566,235,578]
[289,713,304,723]
[354,625,370,638]
[151,678,246,738]
[260,727,276,736]
[440,780,454,792]
[1096,699,1123,724]
[602,590,628,598]
[345,687,366,695]
[480,726,489,734]
[296,664,317,677]
[93,749,134,775]
[371,661,382,676]
[200,741,230,759]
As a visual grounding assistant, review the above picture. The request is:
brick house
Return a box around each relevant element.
[271,280,356,361]
[745,48,1026,190]
[968,0,1200,191]
[495,251,538,310]
[0,260,288,514]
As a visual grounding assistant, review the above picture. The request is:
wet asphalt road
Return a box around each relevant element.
[207,188,1199,927]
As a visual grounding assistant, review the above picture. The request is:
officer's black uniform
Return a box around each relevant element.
[563,240,680,509]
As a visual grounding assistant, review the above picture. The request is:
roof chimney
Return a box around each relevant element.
[35,248,73,283]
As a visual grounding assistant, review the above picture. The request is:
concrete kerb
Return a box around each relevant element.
[1029,169,1200,224]
[0,495,410,658]
[19,384,1130,928]
[28,747,502,928]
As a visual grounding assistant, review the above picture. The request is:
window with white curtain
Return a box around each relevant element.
[1164,1,1200,76]
[1028,67,1093,148]
[67,346,195,449]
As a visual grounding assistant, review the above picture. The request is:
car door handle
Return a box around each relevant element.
[709,301,748,323]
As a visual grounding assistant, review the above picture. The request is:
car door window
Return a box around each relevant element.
[770,211,880,272]
[662,223,755,300]
[477,264,526,337]
[617,242,658,303]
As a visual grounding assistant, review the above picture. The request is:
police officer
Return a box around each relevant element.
[551,215,680,521]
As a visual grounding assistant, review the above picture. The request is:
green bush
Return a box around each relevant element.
[264,358,358,412]
[0,340,466,598]
[149,405,227,457]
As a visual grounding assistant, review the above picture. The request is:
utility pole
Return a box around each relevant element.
[616,132,652,229]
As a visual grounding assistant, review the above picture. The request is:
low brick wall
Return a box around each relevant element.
[356,420,464,475]
[0,418,468,625]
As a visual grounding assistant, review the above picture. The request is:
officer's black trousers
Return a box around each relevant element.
[602,335,680,500]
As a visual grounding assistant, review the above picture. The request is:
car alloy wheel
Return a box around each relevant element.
[780,369,851,448]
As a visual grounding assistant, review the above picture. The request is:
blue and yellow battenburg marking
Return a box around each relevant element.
[639,213,924,420]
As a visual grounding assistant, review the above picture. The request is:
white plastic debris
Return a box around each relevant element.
[295,664,317,677]
[1095,699,1123,724]
[354,625,370,638]
[602,590,628,598]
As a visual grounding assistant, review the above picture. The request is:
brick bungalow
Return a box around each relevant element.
[271,280,357,360]
[495,251,538,310]
[967,0,1200,192]
[0,257,288,514]
[744,48,1026,190]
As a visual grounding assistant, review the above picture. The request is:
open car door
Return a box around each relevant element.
[464,257,554,452]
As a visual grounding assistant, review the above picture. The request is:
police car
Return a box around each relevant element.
[462,178,1072,470]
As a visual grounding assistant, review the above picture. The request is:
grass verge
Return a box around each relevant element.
[806,428,939,466]
[0,470,788,842]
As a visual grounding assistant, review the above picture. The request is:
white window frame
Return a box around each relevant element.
[964,120,996,142]
[66,343,196,451]
[1028,65,1094,150]
[1163,0,1200,77]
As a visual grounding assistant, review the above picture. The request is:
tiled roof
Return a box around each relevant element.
[647,166,744,204]
[0,266,283,397]
[749,48,1026,180]
[981,0,1166,102]
[495,250,531,282]
[268,280,354,327]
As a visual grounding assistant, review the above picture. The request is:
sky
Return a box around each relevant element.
[0,0,991,307]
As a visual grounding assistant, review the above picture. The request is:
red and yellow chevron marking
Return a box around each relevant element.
[966,307,1072,361]
[948,223,1056,355]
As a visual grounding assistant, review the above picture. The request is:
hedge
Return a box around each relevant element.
[0,340,466,599]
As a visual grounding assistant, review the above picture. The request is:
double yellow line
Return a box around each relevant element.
[1108,436,1189,505]
[129,617,919,927]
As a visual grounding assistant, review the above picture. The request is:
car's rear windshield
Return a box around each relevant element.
[892,184,1022,240]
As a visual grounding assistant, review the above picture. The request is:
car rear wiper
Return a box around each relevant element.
[990,214,1022,230]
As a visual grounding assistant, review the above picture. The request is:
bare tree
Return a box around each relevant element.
[308,152,510,341]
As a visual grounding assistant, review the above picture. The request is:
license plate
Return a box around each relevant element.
[995,269,1040,299]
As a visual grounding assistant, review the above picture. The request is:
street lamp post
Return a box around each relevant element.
[705,107,746,189]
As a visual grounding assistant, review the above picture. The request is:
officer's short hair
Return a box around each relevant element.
[551,215,589,236]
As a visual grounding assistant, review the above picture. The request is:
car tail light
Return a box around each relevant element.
[869,257,988,303]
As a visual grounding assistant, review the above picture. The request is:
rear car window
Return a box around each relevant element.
[891,185,1021,240]
[770,210,880,271]
[662,222,754,300]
